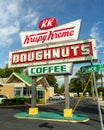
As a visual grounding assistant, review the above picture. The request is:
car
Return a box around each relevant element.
[0,94,8,102]
[49,94,65,100]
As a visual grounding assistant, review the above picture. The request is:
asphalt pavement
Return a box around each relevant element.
[0,97,103,130]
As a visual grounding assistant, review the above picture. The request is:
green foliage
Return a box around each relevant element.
[0,68,13,78]
[25,98,31,104]
[5,68,13,77]
[57,84,65,94]
[11,68,24,73]
[69,77,84,96]
[1,98,44,105]
[1,98,25,105]
[0,65,26,78]
[46,75,58,93]
[24,98,43,104]
[69,69,102,95]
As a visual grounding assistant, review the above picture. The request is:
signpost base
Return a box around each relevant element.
[29,108,38,115]
[64,109,73,117]
[64,75,73,117]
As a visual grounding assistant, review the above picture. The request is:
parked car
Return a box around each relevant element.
[0,94,8,102]
[49,94,65,100]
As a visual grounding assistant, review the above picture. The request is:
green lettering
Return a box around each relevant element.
[43,67,48,73]
[61,65,66,72]
[54,66,60,72]
[36,67,42,73]
[49,66,54,72]
[31,68,36,74]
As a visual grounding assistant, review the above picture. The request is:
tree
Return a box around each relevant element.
[58,84,65,94]
[45,75,58,93]
[4,68,13,77]
[69,69,102,96]
[0,68,13,78]
[69,77,84,96]
[0,65,26,78]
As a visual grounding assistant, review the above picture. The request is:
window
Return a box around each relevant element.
[37,90,44,99]
[23,87,31,97]
[14,88,22,97]
[14,87,45,99]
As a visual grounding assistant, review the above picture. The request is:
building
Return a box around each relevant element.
[0,72,54,103]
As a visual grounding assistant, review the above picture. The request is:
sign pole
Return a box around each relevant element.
[64,75,72,117]
[31,76,37,108]
[29,76,38,115]
[64,74,70,108]
[90,56,104,130]
[91,78,95,99]
[92,72,104,130]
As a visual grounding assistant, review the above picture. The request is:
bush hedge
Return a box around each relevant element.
[1,98,25,105]
[1,98,43,105]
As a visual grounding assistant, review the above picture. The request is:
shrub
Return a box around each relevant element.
[1,98,25,105]
[1,98,45,105]
[24,98,31,104]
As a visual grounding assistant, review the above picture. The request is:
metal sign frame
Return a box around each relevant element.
[8,38,97,68]
[20,19,81,48]
[28,63,73,76]
[80,63,104,73]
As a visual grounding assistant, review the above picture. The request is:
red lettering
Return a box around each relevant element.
[39,17,57,29]
[23,27,75,45]
[12,42,92,65]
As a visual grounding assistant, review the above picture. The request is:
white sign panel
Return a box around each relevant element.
[20,19,81,48]
[8,38,98,68]
[28,63,73,76]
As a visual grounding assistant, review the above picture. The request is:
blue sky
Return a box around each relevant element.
[0,0,104,86]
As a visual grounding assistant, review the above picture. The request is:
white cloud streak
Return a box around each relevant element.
[90,21,104,49]
[0,0,39,47]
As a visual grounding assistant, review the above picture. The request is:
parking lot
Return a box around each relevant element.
[0,98,103,130]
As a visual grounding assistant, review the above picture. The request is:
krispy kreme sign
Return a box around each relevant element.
[8,39,97,68]
[39,17,58,29]
[20,19,81,48]
[28,63,73,76]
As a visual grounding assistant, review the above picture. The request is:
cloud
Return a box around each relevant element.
[0,0,39,47]
[56,74,75,87]
[21,8,39,29]
[90,21,104,49]
[0,1,21,26]
[0,23,20,46]
[56,76,64,87]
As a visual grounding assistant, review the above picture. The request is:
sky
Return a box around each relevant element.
[0,0,104,87]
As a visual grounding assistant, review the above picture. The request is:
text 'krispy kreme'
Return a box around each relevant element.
[24,27,74,44]
[39,17,58,29]
[20,19,81,48]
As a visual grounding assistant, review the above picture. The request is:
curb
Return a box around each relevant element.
[14,112,90,123]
